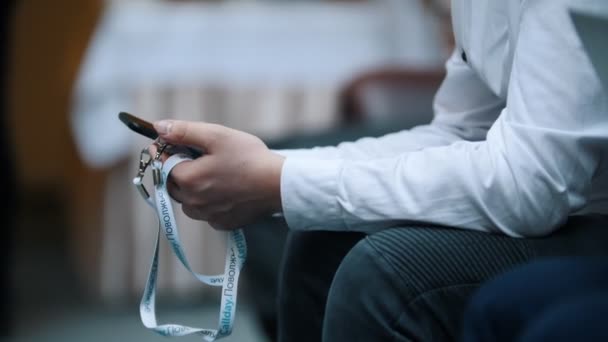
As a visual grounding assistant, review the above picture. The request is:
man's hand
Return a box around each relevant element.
[152,120,285,231]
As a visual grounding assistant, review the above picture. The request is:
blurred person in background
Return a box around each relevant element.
[149,0,608,341]
[461,257,608,342]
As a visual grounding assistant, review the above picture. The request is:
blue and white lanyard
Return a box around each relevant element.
[133,148,247,341]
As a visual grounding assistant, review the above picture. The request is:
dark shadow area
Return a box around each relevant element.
[1,0,16,338]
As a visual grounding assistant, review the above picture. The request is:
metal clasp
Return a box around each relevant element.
[134,142,171,199]
[152,141,169,186]
[138,148,153,177]
[154,141,169,160]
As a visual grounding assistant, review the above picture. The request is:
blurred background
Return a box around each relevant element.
[2,0,451,340]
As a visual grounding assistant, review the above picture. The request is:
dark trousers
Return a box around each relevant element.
[462,257,608,342]
[276,215,608,342]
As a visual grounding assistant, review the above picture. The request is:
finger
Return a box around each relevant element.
[153,120,224,151]
[182,205,206,221]
[168,181,188,204]
[198,203,233,221]
[208,218,243,231]
[168,178,180,192]
[208,220,232,231]
[169,160,205,190]
[207,206,253,231]
[182,205,224,222]
[181,203,235,227]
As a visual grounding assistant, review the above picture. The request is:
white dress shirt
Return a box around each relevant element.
[278,0,608,237]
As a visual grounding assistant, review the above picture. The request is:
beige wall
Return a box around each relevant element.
[9,0,102,189]
[8,0,106,292]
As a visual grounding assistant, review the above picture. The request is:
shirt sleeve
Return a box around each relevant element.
[275,49,505,160]
[280,0,608,237]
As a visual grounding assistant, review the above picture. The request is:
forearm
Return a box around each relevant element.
[280,116,596,236]
[275,124,466,160]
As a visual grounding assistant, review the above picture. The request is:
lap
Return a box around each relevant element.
[343,215,608,301]
[324,226,539,341]
[325,215,608,341]
[279,215,608,342]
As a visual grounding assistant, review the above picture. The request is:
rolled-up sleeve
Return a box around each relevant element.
[280,0,608,236]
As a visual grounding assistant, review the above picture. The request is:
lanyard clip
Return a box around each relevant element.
[152,141,169,186]
[138,148,153,177]
[153,139,169,160]
[134,142,169,200]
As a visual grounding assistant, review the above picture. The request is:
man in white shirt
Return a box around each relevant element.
[151,0,608,340]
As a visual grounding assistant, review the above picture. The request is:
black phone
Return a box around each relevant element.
[118,111,203,157]
[118,111,159,140]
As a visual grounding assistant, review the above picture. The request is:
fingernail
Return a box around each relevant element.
[155,120,172,135]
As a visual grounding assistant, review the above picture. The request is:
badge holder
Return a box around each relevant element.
[131,140,246,341]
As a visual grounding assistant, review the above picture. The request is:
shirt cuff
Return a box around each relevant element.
[280,157,347,231]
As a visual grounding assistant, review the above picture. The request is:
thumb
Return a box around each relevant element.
[154,120,220,149]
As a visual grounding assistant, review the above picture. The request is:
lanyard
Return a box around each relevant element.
[133,148,247,341]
